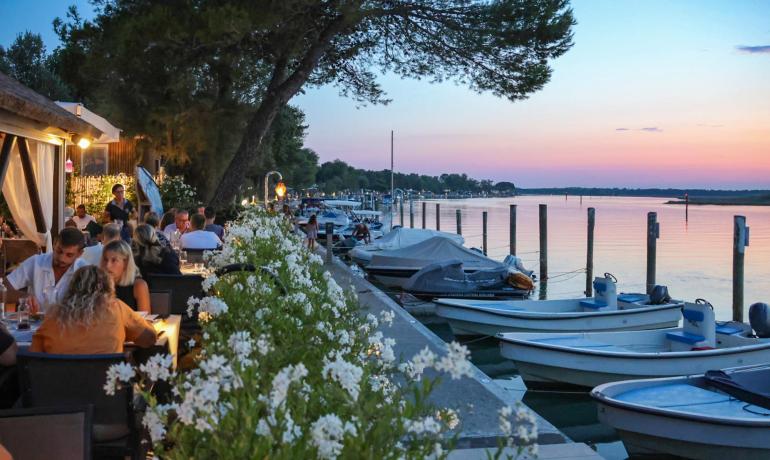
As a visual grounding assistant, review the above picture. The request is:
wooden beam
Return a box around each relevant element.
[0,133,17,188]
[52,143,62,235]
[17,137,48,234]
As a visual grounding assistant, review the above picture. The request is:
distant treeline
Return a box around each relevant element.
[515,188,770,199]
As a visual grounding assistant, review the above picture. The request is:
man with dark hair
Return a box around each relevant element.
[203,206,224,239]
[4,228,86,312]
[72,204,96,231]
[180,213,222,250]
[80,223,122,266]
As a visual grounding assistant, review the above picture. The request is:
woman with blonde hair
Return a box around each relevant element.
[132,224,181,278]
[101,240,150,313]
[30,265,156,354]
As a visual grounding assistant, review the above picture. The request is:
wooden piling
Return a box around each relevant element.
[482,211,488,255]
[646,212,658,294]
[399,198,404,226]
[422,202,426,229]
[586,207,595,296]
[539,204,547,283]
[409,199,414,228]
[509,204,516,256]
[456,209,462,235]
[436,203,440,230]
[733,215,748,322]
[685,193,689,222]
[325,222,334,263]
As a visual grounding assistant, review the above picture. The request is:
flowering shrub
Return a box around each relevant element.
[158,175,199,211]
[105,207,536,458]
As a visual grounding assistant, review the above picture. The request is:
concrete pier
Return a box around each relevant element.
[318,247,602,458]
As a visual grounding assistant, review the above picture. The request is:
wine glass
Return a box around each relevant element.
[179,250,188,266]
[17,297,30,330]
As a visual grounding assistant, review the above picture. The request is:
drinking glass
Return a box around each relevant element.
[17,297,30,330]
[194,262,203,272]
[180,251,188,266]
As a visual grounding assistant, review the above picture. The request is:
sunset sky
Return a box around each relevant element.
[3,0,769,188]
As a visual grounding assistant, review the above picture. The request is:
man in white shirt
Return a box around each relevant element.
[163,210,190,240]
[4,228,87,312]
[71,204,96,231]
[80,223,122,266]
[180,214,222,250]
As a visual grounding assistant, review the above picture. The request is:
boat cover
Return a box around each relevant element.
[351,229,464,264]
[705,368,770,410]
[368,236,501,271]
[403,260,512,292]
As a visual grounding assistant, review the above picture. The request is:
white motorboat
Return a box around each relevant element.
[498,301,770,390]
[349,227,464,266]
[436,275,682,336]
[592,366,770,459]
[364,236,507,289]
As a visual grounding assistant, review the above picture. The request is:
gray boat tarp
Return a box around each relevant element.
[403,260,513,292]
[350,227,464,263]
[367,236,502,271]
[705,368,770,410]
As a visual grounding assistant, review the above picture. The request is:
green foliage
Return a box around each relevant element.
[158,176,199,212]
[0,31,72,100]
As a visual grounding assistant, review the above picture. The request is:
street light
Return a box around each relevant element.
[264,170,283,207]
[275,181,287,199]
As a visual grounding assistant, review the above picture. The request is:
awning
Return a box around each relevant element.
[55,102,121,143]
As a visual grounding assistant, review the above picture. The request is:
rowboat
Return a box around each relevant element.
[498,301,769,390]
[436,275,681,336]
[592,366,770,459]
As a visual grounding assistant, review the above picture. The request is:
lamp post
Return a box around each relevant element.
[264,170,283,207]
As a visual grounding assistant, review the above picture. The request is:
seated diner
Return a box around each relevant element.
[133,224,181,277]
[29,265,156,354]
[101,240,150,313]
[180,213,222,250]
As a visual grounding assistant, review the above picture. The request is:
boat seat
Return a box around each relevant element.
[579,299,607,310]
[666,331,705,345]
[617,293,647,303]
[716,323,744,335]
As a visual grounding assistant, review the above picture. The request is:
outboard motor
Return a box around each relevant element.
[749,302,770,338]
[649,285,671,305]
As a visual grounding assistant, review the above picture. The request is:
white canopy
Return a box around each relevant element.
[55,102,121,143]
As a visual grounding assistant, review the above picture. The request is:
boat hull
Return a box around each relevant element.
[593,376,770,459]
[437,301,681,337]
[499,330,770,390]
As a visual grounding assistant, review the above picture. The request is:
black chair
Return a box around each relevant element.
[16,350,143,460]
[145,274,204,334]
[183,249,206,263]
[0,405,92,460]
[149,290,172,316]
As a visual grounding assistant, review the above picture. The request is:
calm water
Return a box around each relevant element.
[391,195,770,459]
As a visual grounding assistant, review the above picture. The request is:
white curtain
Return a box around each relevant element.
[2,139,55,250]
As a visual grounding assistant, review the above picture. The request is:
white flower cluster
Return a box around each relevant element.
[311,414,357,460]
[322,353,363,401]
[176,354,243,432]
[270,363,309,410]
[499,403,539,451]
[227,331,254,363]
[139,354,175,382]
[104,362,135,395]
[187,296,229,321]
[398,341,473,381]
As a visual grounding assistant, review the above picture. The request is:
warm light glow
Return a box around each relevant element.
[65,158,73,174]
[275,181,287,198]
[77,137,91,149]
[241,198,249,206]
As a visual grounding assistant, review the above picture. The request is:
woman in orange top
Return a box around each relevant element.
[30,265,156,354]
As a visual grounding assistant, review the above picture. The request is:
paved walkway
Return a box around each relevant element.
[319,247,602,458]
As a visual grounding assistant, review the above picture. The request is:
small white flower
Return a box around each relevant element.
[139,354,175,382]
[104,362,135,395]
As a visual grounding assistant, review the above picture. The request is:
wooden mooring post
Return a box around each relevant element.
[399,198,404,226]
[646,212,659,294]
[436,203,440,230]
[586,207,595,296]
[409,199,414,228]
[539,204,548,283]
[482,211,488,255]
[422,202,426,229]
[456,209,462,235]
[325,222,334,263]
[509,204,516,256]
[733,215,748,322]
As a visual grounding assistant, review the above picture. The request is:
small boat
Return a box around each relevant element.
[349,227,463,267]
[364,236,505,288]
[436,275,682,336]
[498,301,767,390]
[592,366,770,459]
[401,259,533,301]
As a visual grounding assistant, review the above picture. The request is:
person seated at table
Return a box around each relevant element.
[101,240,150,313]
[80,223,122,266]
[71,204,96,231]
[29,266,156,354]
[203,207,224,240]
[133,224,181,277]
[143,212,171,248]
[4,228,87,312]
[64,219,78,229]
[0,324,17,366]
[163,210,190,240]
[180,214,222,250]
